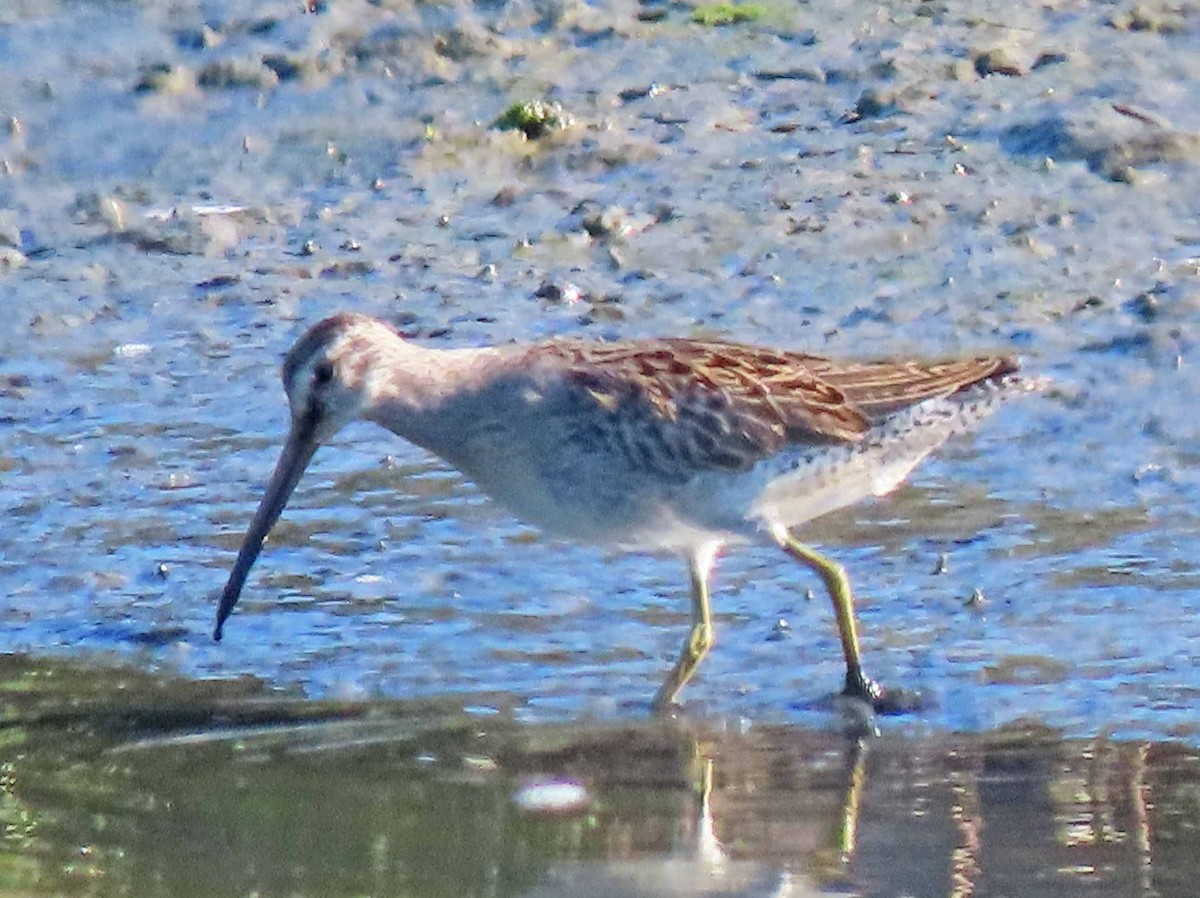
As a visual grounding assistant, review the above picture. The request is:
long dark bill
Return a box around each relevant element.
[213,419,320,641]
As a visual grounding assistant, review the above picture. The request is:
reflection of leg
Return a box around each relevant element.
[769,523,883,703]
[839,738,868,858]
[694,752,725,867]
[812,737,869,878]
[653,545,719,710]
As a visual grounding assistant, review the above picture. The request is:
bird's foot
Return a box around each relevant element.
[842,670,931,715]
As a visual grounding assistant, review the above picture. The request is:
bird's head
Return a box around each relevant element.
[213,313,401,639]
[280,312,398,443]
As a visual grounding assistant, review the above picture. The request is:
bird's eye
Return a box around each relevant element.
[313,361,334,386]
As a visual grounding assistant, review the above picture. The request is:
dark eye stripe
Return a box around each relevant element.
[314,361,334,385]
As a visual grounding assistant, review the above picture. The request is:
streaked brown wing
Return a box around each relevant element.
[534,338,1017,476]
[538,338,870,475]
[803,356,1020,420]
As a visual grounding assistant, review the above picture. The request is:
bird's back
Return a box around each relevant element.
[524,337,1024,467]
[477,337,1039,546]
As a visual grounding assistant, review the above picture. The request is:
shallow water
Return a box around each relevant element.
[2,0,1199,732]
[4,657,1200,898]
[1,0,1200,892]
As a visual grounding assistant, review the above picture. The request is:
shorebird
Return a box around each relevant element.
[214,312,1039,710]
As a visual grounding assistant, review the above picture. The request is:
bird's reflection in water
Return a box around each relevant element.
[522,731,867,898]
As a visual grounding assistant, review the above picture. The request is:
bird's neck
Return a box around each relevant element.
[364,340,513,455]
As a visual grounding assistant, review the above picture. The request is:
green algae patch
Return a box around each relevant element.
[691,2,768,25]
[492,100,575,140]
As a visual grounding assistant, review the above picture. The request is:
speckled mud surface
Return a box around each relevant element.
[2,0,1200,741]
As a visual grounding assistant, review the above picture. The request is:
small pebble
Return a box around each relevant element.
[974,47,1026,77]
[114,343,152,358]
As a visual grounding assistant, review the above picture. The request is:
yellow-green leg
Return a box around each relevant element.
[653,546,718,710]
[769,524,883,704]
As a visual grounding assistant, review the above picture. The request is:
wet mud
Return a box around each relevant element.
[1,0,1200,891]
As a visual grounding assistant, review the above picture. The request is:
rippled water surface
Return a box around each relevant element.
[4,659,1200,897]
[1,0,1199,892]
